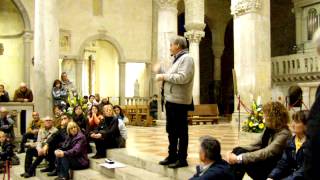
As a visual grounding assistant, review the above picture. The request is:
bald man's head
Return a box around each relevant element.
[20,82,27,92]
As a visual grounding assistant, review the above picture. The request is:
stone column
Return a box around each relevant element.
[213,45,224,103]
[156,0,179,63]
[75,59,84,96]
[231,0,271,112]
[294,7,303,47]
[34,0,59,116]
[119,62,126,105]
[23,31,33,86]
[184,0,205,105]
[145,63,152,97]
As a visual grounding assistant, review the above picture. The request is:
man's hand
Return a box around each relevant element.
[226,151,238,165]
[37,148,45,156]
[54,150,64,158]
[153,63,161,73]
[32,129,39,134]
[24,99,29,102]
[266,178,274,180]
[96,133,102,139]
[155,74,164,81]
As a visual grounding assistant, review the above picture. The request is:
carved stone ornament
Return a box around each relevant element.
[184,30,205,43]
[231,0,261,16]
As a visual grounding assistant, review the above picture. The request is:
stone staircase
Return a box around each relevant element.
[11,149,189,180]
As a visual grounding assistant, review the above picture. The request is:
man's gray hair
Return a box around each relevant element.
[199,136,222,161]
[170,35,188,49]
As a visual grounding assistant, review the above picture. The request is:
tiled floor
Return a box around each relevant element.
[125,122,242,166]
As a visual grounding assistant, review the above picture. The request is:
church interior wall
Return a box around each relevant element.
[270,0,296,57]
[0,0,25,97]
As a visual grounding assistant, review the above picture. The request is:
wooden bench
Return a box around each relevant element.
[188,104,220,125]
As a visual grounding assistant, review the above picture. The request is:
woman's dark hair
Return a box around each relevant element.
[263,101,289,130]
[200,136,222,161]
[113,105,124,118]
[292,110,309,125]
[73,105,83,116]
[53,79,62,88]
[89,95,95,99]
[89,104,101,117]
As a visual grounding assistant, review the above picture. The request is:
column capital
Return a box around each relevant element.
[184,22,206,32]
[185,30,205,44]
[23,31,33,42]
[155,0,180,9]
[231,0,261,16]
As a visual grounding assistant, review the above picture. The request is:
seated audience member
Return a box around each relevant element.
[0,131,14,170]
[82,96,88,104]
[19,112,43,153]
[13,82,33,102]
[98,98,110,111]
[21,116,58,178]
[113,105,129,124]
[149,94,158,120]
[53,105,64,128]
[46,114,71,176]
[89,104,123,158]
[0,107,14,140]
[87,105,103,130]
[95,93,101,104]
[226,101,291,180]
[52,79,68,110]
[55,122,89,180]
[267,110,309,180]
[0,84,9,102]
[87,95,98,110]
[72,105,87,133]
[60,72,75,94]
[190,136,234,180]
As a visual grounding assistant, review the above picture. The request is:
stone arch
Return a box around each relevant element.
[12,0,32,31]
[78,34,125,62]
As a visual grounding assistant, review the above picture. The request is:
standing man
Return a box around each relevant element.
[155,36,194,168]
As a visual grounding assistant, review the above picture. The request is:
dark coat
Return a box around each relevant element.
[61,131,89,168]
[189,159,234,180]
[13,88,33,102]
[268,136,305,180]
[0,117,14,139]
[149,100,158,112]
[0,91,9,102]
[89,116,121,148]
[46,127,68,150]
[73,114,87,133]
[0,140,14,161]
[304,85,320,180]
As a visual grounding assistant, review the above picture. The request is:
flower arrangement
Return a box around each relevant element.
[242,97,265,133]
[65,92,88,115]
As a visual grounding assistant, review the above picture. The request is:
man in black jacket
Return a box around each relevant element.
[45,113,71,176]
[90,104,121,159]
[190,136,234,180]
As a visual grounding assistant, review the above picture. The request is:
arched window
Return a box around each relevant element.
[307,8,318,40]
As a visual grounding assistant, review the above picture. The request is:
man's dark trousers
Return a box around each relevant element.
[165,101,189,162]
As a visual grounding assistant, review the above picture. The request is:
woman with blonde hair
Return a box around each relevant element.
[54,122,89,180]
[226,101,291,180]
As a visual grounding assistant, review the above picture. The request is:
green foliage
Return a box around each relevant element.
[242,100,265,133]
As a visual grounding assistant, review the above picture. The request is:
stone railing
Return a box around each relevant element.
[0,102,34,137]
[124,97,150,105]
[271,52,320,83]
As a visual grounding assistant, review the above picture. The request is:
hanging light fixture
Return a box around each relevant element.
[0,43,3,55]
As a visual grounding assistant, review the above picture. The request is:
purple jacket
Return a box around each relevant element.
[62,131,89,168]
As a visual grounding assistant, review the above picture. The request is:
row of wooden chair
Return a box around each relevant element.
[121,105,156,127]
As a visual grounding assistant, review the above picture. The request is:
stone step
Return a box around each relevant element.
[115,165,171,180]
[106,149,195,180]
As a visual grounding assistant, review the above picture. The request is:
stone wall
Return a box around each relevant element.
[0,0,25,97]
[271,0,296,57]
